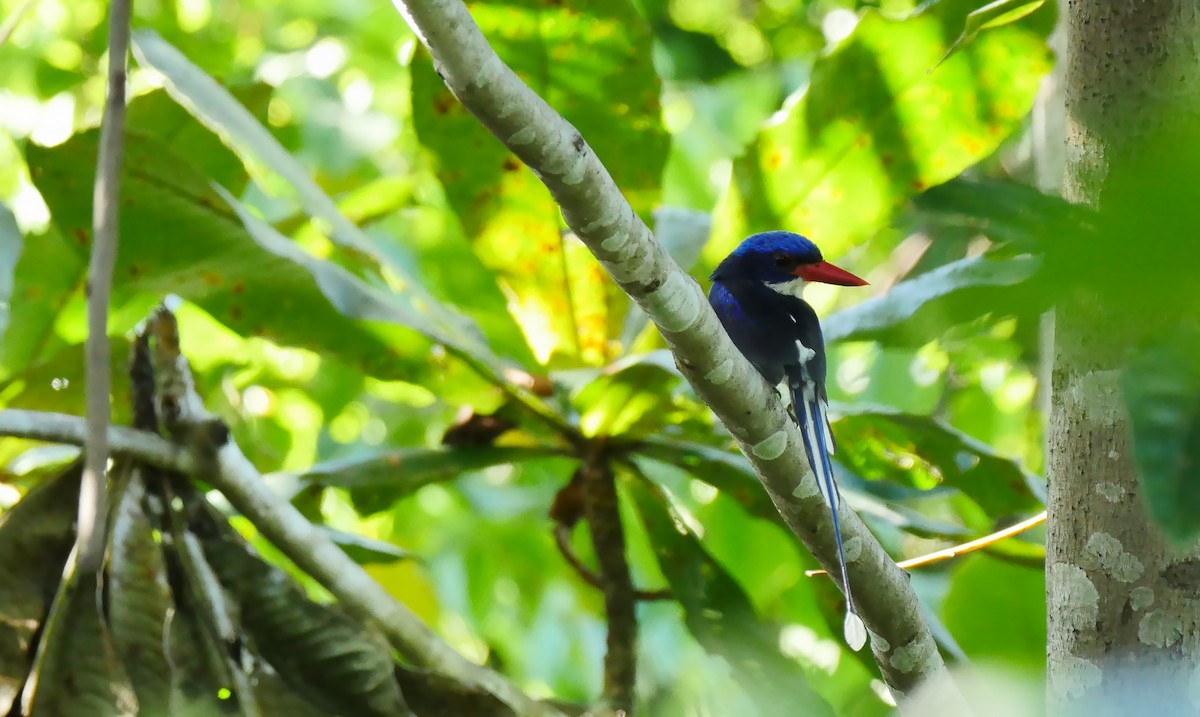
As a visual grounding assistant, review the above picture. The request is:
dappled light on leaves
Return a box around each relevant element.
[8,0,1180,710]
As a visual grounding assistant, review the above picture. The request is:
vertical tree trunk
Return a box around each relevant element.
[1048,0,1200,714]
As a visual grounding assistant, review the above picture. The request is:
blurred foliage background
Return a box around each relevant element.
[0,0,1064,712]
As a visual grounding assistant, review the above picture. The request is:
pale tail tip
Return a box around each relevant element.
[844,612,867,652]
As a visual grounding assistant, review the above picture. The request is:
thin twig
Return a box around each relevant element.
[78,0,133,572]
[579,460,637,714]
[553,524,671,601]
[805,511,1048,577]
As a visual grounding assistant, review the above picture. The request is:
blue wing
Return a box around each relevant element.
[709,278,864,649]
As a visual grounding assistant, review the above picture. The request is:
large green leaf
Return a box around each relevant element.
[942,554,1045,670]
[626,477,833,717]
[1122,330,1200,544]
[2,84,268,382]
[0,226,86,380]
[108,470,175,716]
[633,437,969,540]
[831,403,1043,517]
[717,0,1051,257]
[823,254,1042,347]
[572,360,682,438]
[26,126,431,381]
[296,444,567,514]
[411,0,668,367]
[131,31,495,364]
[0,463,80,711]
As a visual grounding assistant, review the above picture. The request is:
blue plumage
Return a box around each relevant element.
[709,231,868,650]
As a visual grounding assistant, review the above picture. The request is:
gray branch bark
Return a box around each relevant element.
[391,0,950,697]
[0,408,563,717]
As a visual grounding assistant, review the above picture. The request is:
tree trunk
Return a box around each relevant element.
[1048,0,1200,714]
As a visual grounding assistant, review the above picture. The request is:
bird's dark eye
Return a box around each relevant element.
[773,253,794,268]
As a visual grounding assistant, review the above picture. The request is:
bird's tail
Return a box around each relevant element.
[792,388,867,652]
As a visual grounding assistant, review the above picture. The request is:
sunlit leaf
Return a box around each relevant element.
[573,360,682,438]
[296,444,565,514]
[626,477,834,717]
[1122,329,1200,544]
[132,31,500,367]
[322,526,413,565]
[716,0,1051,257]
[831,402,1043,517]
[940,0,1047,65]
[26,128,430,380]
[411,0,668,367]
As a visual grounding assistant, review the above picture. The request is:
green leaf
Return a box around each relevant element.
[130,30,496,366]
[573,360,681,438]
[1122,330,1200,544]
[823,254,1042,347]
[942,554,1045,670]
[3,82,271,381]
[0,462,79,711]
[941,0,1047,65]
[718,0,1050,257]
[296,445,565,515]
[23,570,138,716]
[831,403,1043,517]
[634,438,776,520]
[26,128,429,381]
[411,0,668,367]
[195,500,413,717]
[125,81,271,192]
[108,470,174,716]
[0,226,85,379]
[634,437,973,540]
[299,445,564,489]
[626,477,834,717]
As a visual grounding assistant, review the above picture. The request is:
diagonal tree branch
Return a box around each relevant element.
[0,407,564,717]
[391,0,952,696]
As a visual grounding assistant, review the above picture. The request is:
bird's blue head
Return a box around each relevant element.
[711,231,868,288]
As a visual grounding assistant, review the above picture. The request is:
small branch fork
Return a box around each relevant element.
[0,310,567,717]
